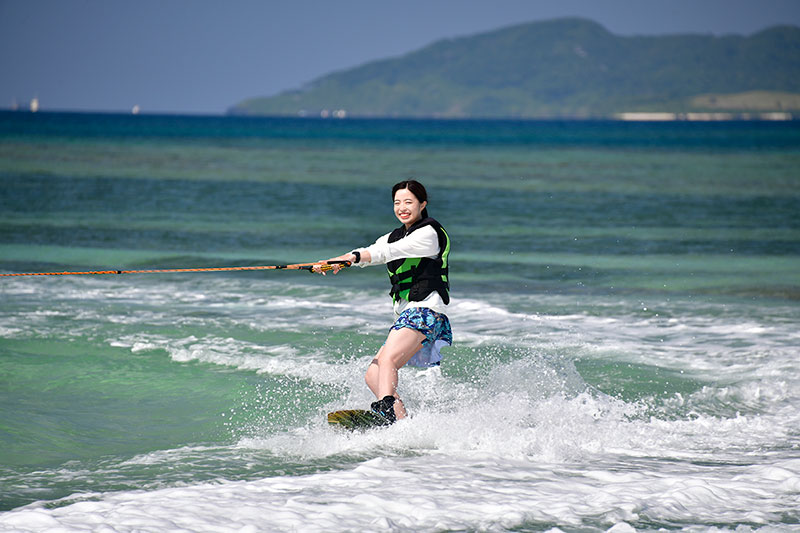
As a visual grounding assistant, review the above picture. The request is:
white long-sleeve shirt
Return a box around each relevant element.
[355,224,448,316]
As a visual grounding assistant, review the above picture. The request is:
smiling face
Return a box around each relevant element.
[393,187,427,229]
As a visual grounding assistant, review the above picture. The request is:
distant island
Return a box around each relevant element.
[230,18,800,120]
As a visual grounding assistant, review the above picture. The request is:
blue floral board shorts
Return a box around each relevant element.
[390,307,453,368]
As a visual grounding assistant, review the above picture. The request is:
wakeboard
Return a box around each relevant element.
[327,409,391,431]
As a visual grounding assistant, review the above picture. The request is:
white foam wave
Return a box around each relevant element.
[111,333,360,385]
[3,453,798,532]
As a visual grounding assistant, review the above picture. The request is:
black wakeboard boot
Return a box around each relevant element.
[370,395,397,424]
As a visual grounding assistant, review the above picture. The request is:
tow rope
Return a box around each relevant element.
[0,261,351,277]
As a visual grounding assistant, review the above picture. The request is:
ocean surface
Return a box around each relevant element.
[1,112,799,532]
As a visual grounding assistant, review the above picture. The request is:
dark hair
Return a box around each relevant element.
[392,179,429,219]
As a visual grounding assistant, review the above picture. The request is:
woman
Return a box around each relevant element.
[315,180,452,423]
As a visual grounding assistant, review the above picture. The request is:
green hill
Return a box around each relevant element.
[230,18,800,118]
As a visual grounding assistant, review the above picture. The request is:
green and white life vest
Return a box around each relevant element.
[386,217,450,305]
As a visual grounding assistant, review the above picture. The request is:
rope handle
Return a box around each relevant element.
[305,260,352,273]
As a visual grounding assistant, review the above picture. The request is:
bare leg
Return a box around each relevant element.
[364,327,425,420]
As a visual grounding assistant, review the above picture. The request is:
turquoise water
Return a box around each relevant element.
[1,112,799,531]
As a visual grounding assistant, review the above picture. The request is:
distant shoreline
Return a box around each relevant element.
[614,111,794,121]
[1,108,795,122]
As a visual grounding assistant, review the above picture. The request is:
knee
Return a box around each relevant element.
[375,349,402,368]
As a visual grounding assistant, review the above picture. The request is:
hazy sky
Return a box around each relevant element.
[2,0,799,114]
